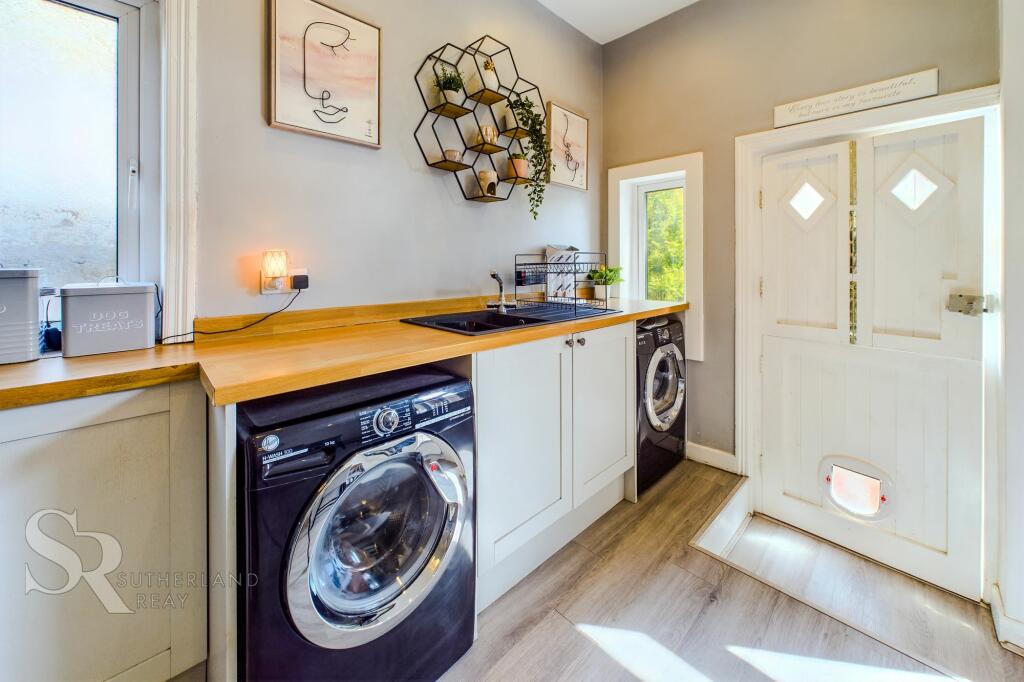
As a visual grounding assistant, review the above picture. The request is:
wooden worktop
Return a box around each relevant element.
[0,298,687,410]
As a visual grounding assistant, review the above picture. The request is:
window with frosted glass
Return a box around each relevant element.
[0,0,118,288]
[644,187,685,302]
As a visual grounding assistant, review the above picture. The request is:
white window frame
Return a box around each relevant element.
[609,152,704,361]
[54,0,159,285]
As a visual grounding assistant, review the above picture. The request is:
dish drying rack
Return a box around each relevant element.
[512,251,610,317]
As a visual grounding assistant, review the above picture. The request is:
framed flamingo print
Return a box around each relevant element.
[271,0,381,147]
[547,102,588,190]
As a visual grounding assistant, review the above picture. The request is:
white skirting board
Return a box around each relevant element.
[991,584,1024,654]
[686,441,738,473]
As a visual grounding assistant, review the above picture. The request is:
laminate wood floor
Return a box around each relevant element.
[444,461,948,681]
[726,515,1024,682]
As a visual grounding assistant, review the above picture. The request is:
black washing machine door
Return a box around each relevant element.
[285,431,468,649]
[644,343,685,432]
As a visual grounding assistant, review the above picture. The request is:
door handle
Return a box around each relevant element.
[576,337,586,346]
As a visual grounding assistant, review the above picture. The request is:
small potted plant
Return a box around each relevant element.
[588,265,624,300]
[432,66,464,106]
[508,152,528,179]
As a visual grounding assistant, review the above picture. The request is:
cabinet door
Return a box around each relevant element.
[572,322,636,506]
[475,334,573,574]
[0,383,207,681]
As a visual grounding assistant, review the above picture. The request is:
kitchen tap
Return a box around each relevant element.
[489,271,508,314]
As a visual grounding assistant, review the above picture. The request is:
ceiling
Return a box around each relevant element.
[536,0,702,44]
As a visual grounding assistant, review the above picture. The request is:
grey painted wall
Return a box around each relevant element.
[196,0,602,317]
[602,0,1000,453]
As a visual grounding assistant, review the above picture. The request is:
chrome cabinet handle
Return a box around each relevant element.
[565,338,574,347]
[577,337,586,346]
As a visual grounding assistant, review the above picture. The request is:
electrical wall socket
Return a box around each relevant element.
[262,268,308,294]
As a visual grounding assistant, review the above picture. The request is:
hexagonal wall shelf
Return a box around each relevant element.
[414,36,545,203]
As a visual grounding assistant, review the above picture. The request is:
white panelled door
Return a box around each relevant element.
[760,119,985,598]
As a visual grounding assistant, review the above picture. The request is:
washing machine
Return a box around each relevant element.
[637,317,686,494]
[236,366,475,681]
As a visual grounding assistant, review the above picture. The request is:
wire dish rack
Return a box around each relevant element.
[512,251,614,319]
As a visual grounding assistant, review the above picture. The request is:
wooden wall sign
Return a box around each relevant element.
[774,69,938,128]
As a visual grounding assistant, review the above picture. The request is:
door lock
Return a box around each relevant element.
[946,293,986,317]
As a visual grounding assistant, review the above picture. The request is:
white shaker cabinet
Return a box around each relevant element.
[0,383,207,682]
[475,321,636,605]
[475,333,574,576]
[571,322,636,506]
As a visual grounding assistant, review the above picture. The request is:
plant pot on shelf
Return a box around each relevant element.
[593,284,608,300]
[441,89,460,105]
[504,110,518,131]
[509,157,528,178]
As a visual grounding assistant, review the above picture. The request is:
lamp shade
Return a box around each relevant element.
[261,249,288,278]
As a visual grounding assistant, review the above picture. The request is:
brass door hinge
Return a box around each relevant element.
[758,189,764,209]
[758,276,764,298]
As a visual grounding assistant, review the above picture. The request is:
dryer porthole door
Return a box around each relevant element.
[285,431,468,649]
[645,344,685,432]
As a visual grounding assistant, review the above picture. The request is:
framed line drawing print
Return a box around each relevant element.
[271,0,381,147]
[547,102,588,190]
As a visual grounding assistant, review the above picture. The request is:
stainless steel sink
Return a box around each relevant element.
[401,305,617,336]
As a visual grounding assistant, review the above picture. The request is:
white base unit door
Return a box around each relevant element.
[475,334,574,575]
[0,383,207,681]
[572,323,637,506]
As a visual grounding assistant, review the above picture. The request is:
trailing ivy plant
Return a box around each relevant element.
[509,97,550,220]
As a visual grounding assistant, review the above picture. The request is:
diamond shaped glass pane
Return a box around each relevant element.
[891,168,938,211]
[789,182,825,221]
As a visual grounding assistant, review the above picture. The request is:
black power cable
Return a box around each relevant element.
[159,290,303,344]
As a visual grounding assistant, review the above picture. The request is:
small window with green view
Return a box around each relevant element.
[643,185,685,302]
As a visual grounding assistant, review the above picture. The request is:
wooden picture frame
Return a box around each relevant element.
[270,0,381,148]
[547,102,588,190]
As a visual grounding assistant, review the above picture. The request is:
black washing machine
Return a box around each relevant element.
[637,317,686,494]
[236,367,475,681]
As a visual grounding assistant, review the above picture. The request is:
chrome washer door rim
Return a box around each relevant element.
[644,344,685,432]
[285,431,468,649]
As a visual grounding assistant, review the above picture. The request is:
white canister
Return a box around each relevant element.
[60,282,156,357]
[0,268,41,364]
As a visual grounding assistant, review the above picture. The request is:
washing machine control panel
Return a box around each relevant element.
[360,400,413,441]
[354,381,473,445]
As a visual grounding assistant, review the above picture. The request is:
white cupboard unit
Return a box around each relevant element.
[475,321,637,608]
[0,383,207,682]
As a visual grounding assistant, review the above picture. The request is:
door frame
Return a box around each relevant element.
[735,85,1002,600]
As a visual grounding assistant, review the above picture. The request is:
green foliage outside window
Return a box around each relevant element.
[645,188,685,301]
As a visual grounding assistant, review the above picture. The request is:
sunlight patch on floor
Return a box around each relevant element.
[727,645,949,681]
[576,624,712,682]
